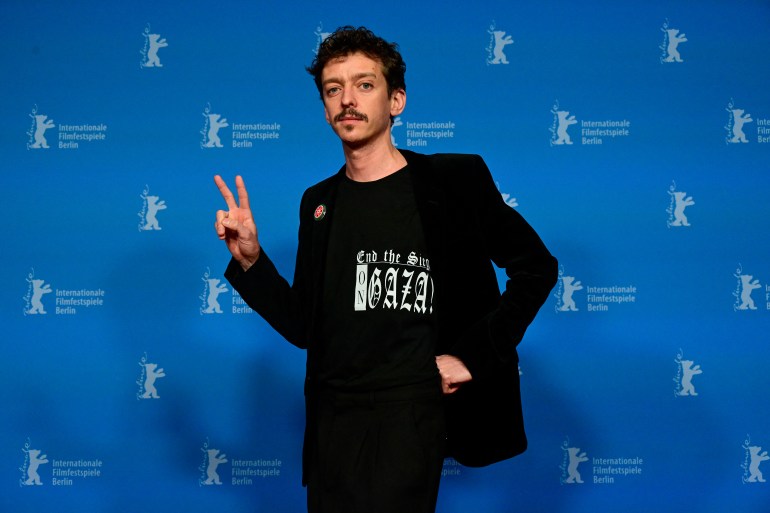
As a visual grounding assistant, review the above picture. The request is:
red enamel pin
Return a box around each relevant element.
[314,204,327,221]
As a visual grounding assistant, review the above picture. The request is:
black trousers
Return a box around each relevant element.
[307,380,447,513]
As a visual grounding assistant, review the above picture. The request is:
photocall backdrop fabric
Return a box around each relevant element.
[2,1,769,512]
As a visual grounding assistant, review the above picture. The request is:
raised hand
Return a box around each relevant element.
[214,175,261,271]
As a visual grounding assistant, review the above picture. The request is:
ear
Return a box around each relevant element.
[390,88,406,118]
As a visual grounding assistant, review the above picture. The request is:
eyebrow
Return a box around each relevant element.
[322,71,378,87]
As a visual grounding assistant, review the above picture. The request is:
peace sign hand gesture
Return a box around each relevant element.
[214,175,261,271]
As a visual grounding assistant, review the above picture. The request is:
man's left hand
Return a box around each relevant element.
[435,355,472,395]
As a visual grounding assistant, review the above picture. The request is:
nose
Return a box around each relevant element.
[340,86,356,108]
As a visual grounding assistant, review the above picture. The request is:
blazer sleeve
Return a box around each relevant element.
[447,155,558,379]
[223,189,315,350]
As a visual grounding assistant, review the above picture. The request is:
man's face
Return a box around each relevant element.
[320,52,405,148]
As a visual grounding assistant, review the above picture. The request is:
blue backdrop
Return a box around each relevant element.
[2,1,769,512]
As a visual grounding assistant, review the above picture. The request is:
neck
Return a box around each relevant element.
[342,137,407,182]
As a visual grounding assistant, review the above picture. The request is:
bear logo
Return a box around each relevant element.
[29,114,56,149]
[203,278,228,314]
[488,30,514,65]
[678,359,702,396]
[565,447,588,484]
[24,449,49,486]
[662,28,687,63]
[559,276,583,312]
[203,449,228,485]
[553,111,577,145]
[141,362,166,399]
[142,33,168,68]
[142,195,167,230]
[27,279,53,315]
[669,191,694,227]
[202,114,229,148]
[737,274,761,310]
[747,446,769,483]
[729,109,753,143]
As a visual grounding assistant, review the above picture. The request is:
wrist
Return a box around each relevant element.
[239,249,260,272]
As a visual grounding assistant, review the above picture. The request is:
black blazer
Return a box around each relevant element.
[226,150,557,472]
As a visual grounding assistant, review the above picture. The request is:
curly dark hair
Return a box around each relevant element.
[306,26,406,98]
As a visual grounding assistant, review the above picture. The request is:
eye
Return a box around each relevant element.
[359,82,373,91]
[325,86,341,97]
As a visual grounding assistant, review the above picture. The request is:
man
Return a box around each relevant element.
[214,26,557,513]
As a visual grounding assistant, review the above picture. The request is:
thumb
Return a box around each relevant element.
[223,217,246,236]
[224,217,258,247]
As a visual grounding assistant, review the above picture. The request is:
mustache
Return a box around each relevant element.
[334,109,368,123]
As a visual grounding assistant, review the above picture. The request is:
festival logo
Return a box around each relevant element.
[554,265,637,313]
[200,103,281,149]
[23,268,106,316]
[312,22,333,54]
[554,266,583,312]
[550,100,631,146]
[19,438,48,486]
[26,105,55,150]
[20,438,103,486]
[138,185,167,231]
[199,439,228,486]
[198,439,283,486]
[486,21,514,65]
[560,437,644,485]
[673,349,702,397]
[198,268,254,315]
[200,268,229,315]
[550,101,577,146]
[725,99,753,144]
[724,100,770,144]
[140,23,168,68]
[666,181,694,228]
[23,269,52,315]
[199,268,253,315]
[201,103,229,148]
[659,20,687,63]
[742,435,769,484]
[25,104,107,150]
[399,118,456,148]
[732,264,762,311]
[560,438,588,484]
[137,352,166,400]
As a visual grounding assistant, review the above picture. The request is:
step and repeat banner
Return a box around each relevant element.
[2,1,769,512]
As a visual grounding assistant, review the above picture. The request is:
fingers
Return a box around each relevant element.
[235,175,251,211]
[214,174,238,210]
[215,209,254,242]
[435,354,472,395]
[216,174,252,212]
[441,379,459,395]
[214,209,229,239]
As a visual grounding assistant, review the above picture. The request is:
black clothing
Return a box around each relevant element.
[306,379,446,513]
[225,151,558,479]
[320,167,438,391]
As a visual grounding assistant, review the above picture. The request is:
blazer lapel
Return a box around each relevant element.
[308,167,344,334]
[403,150,444,276]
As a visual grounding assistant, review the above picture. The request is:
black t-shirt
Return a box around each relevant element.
[319,167,438,391]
